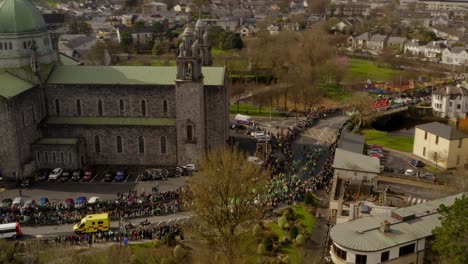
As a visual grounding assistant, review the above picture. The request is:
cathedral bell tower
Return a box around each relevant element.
[175,25,207,165]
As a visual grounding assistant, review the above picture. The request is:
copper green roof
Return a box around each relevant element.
[35,138,79,145]
[47,66,226,86]
[0,0,47,33]
[0,71,35,99]
[59,54,81,66]
[45,116,176,126]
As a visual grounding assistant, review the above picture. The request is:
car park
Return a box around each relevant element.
[71,169,83,181]
[1,199,12,209]
[409,159,424,168]
[48,168,63,181]
[103,171,114,182]
[63,198,74,209]
[38,197,49,207]
[115,169,128,182]
[75,196,87,208]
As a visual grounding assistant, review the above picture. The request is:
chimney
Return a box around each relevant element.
[380,220,391,233]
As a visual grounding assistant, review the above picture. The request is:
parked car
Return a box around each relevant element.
[404,169,415,176]
[11,197,25,209]
[230,123,246,130]
[256,135,270,143]
[183,164,197,172]
[22,199,36,209]
[20,178,33,188]
[88,197,101,205]
[409,159,424,168]
[1,198,12,208]
[71,169,83,181]
[140,173,151,181]
[38,197,49,207]
[104,171,114,182]
[36,169,51,181]
[252,131,265,138]
[421,172,437,180]
[115,169,128,182]
[83,168,95,181]
[59,170,72,182]
[247,156,263,165]
[63,198,74,209]
[75,196,87,208]
[48,168,63,181]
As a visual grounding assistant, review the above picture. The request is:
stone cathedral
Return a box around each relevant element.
[0,0,229,179]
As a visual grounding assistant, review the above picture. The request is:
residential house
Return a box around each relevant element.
[367,34,388,53]
[387,37,407,53]
[352,32,371,50]
[58,34,97,59]
[432,83,468,119]
[432,16,450,27]
[116,25,155,46]
[239,25,258,38]
[413,122,468,169]
[330,20,352,33]
[431,25,464,41]
[202,18,239,32]
[330,148,380,224]
[422,40,447,59]
[404,39,424,56]
[142,2,168,16]
[330,193,466,264]
[173,4,191,13]
[441,46,468,65]
[401,12,432,28]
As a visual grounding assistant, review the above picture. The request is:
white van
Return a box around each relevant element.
[0,223,22,238]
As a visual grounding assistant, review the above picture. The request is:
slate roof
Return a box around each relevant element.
[338,132,365,154]
[47,66,226,86]
[369,34,388,42]
[355,32,370,41]
[332,148,380,173]
[388,37,407,45]
[416,122,468,140]
[44,116,176,127]
[330,193,465,252]
[0,71,35,99]
[432,83,468,96]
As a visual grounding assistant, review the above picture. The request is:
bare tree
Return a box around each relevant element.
[428,151,448,169]
[187,148,269,263]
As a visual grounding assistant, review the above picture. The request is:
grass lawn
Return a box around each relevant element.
[151,59,176,66]
[425,164,447,173]
[230,103,283,117]
[347,58,400,82]
[239,231,259,263]
[361,128,414,152]
[292,204,316,234]
[319,83,352,102]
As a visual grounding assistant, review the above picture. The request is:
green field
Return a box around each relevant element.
[230,103,283,117]
[360,129,414,152]
[347,58,400,82]
[319,83,352,101]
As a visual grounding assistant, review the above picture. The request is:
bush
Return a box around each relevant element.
[278,216,288,229]
[281,236,290,245]
[304,192,319,207]
[289,225,299,239]
[173,245,186,259]
[253,223,263,237]
[262,233,278,252]
[165,232,177,247]
[282,207,295,221]
[282,255,292,264]
[257,243,265,255]
[295,234,305,246]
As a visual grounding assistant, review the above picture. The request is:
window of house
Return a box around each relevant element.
[9,42,12,49]
[116,136,123,153]
[68,152,72,163]
[0,43,3,50]
[457,104,461,109]
[61,152,64,163]
[95,135,101,153]
[119,100,125,116]
[160,136,167,154]
[76,99,82,116]
[53,152,56,162]
[187,125,193,141]
[98,99,103,116]
[381,251,390,262]
[141,100,147,117]
[423,147,426,156]
[436,136,439,144]
[36,152,41,163]
[333,244,347,260]
[55,99,60,115]
[138,136,145,154]
[163,100,168,116]
[450,101,453,107]
[459,139,463,148]
[356,254,367,264]
[424,131,428,140]
[399,243,415,257]
[45,152,49,162]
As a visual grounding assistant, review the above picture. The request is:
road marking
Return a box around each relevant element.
[135,175,140,183]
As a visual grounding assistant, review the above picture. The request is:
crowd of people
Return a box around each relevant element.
[0,188,185,226]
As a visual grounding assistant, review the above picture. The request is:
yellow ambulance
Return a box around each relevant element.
[73,213,110,233]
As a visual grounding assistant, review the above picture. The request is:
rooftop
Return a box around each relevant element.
[333,148,380,174]
[338,132,365,154]
[416,122,468,140]
[330,193,466,252]
[47,66,225,86]
[0,71,35,99]
[44,116,176,127]
[0,0,47,33]
[35,138,78,145]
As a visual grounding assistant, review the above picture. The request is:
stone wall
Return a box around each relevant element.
[204,85,228,151]
[0,99,19,178]
[32,142,83,170]
[45,84,176,118]
[42,125,177,166]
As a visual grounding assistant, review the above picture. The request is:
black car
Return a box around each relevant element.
[20,178,33,188]
[229,123,246,130]
[1,198,12,208]
[409,159,424,168]
[140,173,151,181]
[104,171,114,182]
[36,169,51,181]
[59,170,72,182]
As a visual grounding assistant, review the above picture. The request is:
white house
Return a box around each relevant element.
[330,193,465,264]
[432,83,468,119]
[441,46,468,65]
[404,39,423,56]
[413,122,468,169]
[173,4,191,13]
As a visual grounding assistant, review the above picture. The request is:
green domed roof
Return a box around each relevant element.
[0,0,47,34]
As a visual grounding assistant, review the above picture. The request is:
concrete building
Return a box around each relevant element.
[330,193,465,264]
[0,1,227,180]
[432,83,468,119]
[413,122,468,169]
